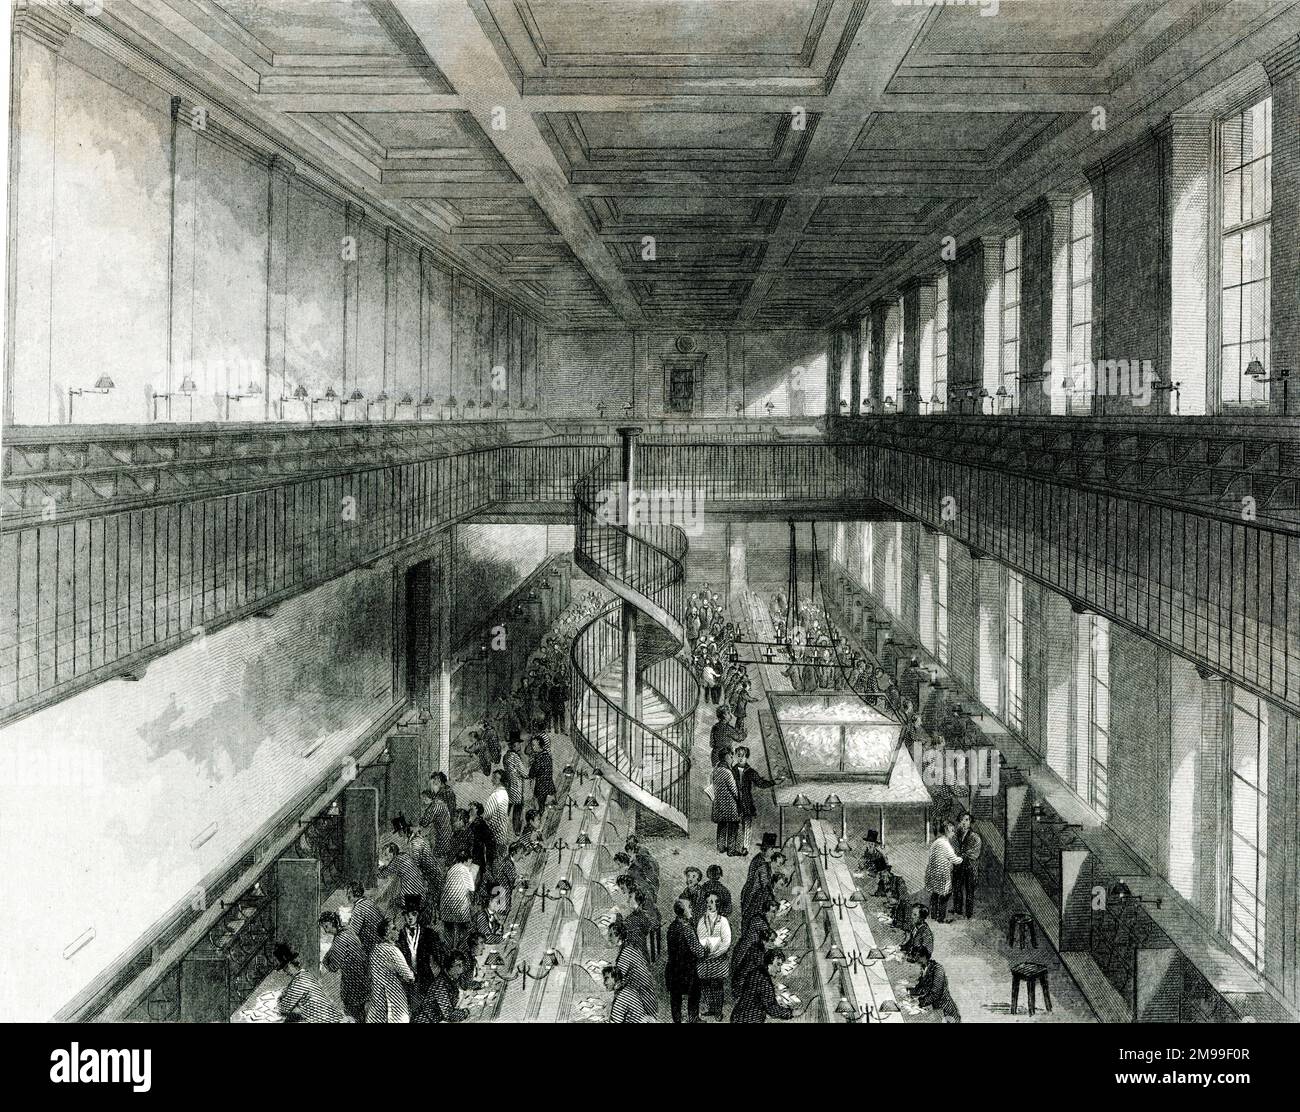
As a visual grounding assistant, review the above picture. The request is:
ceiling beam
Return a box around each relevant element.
[257,90,1107,116]
[830,0,1300,325]
[735,2,931,325]
[389,0,645,324]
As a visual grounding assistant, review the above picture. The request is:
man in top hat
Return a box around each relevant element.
[396,893,439,1013]
[274,943,343,1023]
[740,835,783,924]
[732,748,779,855]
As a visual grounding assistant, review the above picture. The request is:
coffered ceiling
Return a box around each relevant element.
[83,0,1300,330]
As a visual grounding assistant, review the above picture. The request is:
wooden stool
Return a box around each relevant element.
[1007,912,1038,950]
[1010,961,1053,1016]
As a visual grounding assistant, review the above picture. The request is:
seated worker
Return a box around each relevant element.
[901,903,934,962]
[413,951,471,1023]
[908,947,961,1022]
[605,965,650,1023]
[859,830,887,874]
[874,862,910,931]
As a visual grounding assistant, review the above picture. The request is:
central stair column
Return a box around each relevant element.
[618,427,644,771]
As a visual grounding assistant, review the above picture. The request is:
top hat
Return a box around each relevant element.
[391,813,413,837]
[273,942,300,970]
[402,893,424,913]
[760,832,778,849]
[865,829,880,844]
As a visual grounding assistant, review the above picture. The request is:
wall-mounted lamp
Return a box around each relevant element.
[224,380,263,420]
[309,385,340,423]
[1151,378,1183,414]
[340,387,365,420]
[1244,358,1285,409]
[280,382,310,420]
[68,374,115,422]
[152,374,198,421]
[365,390,390,421]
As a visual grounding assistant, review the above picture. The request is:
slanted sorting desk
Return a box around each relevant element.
[804,819,904,1022]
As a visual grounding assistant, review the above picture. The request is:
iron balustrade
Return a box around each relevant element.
[568,604,692,819]
[638,441,868,505]
[567,457,697,826]
[0,448,502,725]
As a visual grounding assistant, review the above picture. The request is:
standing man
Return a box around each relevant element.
[319,911,368,1023]
[951,811,983,919]
[395,894,437,1014]
[732,749,778,855]
[347,881,384,954]
[710,706,741,767]
[527,733,556,812]
[924,820,962,923]
[419,786,452,865]
[666,896,704,1023]
[378,836,428,919]
[740,839,786,928]
[503,734,528,834]
[711,749,743,856]
[680,867,706,927]
[609,919,659,1018]
[483,771,513,855]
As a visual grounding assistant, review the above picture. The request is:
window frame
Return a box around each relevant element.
[1226,686,1269,972]
[1067,190,1094,415]
[933,269,949,413]
[1001,232,1022,413]
[1216,95,1273,409]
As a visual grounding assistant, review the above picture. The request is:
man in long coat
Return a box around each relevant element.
[321,911,369,1023]
[503,734,528,833]
[711,749,742,855]
[732,750,778,855]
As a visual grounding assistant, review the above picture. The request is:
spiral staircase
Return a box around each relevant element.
[568,454,699,832]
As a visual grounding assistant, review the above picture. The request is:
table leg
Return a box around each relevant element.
[1010,972,1021,1015]
[1040,975,1052,1013]
[1027,977,1037,1017]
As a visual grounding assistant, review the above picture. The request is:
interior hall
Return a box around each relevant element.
[3,0,1299,1027]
